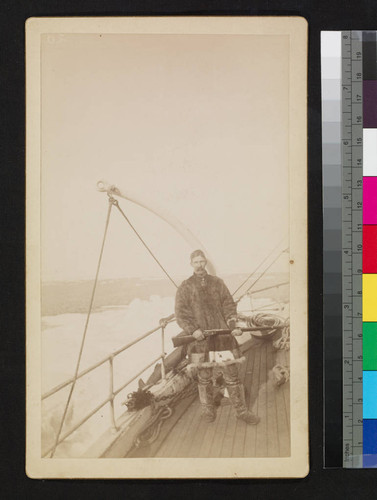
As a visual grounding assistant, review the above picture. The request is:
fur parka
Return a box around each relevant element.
[175,272,243,367]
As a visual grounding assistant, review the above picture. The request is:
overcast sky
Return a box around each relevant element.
[41,33,289,282]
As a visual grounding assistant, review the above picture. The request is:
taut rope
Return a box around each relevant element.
[112,198,178,289]
[50,195,114,457]
[232,237,286,297]
[50,194,179,457]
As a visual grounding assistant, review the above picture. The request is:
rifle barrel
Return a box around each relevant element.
[172,325,281,347]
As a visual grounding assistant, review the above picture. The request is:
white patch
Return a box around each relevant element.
[209,350,235,363]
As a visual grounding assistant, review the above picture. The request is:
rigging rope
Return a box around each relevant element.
[112,199,178,289]
[50,196,115,457]
[234,247,289,304]
[50,194,179,456]
[232,237,286,297]
[50,191,288,456]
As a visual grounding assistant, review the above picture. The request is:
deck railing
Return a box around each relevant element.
[42,282,288,457]
[42,318,174,458]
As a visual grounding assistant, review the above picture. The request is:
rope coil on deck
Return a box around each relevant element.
[133,383,198,448]
[246,312,284,330]
[241,312,290,350]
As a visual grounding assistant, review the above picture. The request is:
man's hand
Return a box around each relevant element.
[193,329,205,341]
[231,328,243,337]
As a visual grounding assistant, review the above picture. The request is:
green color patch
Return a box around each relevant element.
[363,323,377,371]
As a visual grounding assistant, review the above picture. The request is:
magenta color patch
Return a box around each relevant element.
[364,81,377,128]
[364,177,377,224]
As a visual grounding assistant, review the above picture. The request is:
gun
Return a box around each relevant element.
[172,326,276,348]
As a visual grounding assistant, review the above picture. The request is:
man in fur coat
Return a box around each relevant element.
[175,249,260,424]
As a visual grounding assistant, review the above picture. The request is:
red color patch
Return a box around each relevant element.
[363,225,377,273]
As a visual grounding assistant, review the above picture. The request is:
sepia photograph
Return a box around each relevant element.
[26,16,308,478]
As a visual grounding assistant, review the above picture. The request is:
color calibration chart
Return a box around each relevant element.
[322,31,377,468]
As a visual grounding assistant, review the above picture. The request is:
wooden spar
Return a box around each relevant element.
[97,180,217,276]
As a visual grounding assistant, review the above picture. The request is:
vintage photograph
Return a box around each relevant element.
[26,17,308,478]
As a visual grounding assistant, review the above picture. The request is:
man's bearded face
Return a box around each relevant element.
[191,255,207,275]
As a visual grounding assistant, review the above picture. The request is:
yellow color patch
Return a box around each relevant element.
[363,274,377,322]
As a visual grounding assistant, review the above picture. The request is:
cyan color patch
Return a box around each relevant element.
[363,371,377,418]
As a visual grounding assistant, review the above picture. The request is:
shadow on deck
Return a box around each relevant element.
[127,338,290,458]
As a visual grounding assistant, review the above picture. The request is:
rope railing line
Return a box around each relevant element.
[49,199,114,457]
[113,355,162,397]
[44,189,287,456]
[42,279,287,455]
[42,323,164,400]
[43,397,111,458]
[111,324,162,358]
[42,354,163,458]
[44,191,287,456]
[43,281,288,402]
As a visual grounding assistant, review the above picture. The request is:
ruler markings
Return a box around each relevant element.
[342,30,364,468]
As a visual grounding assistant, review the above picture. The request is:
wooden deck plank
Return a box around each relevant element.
[171,400,200,457]
[132,341,291,459]
[186,405,217,457]
[197,410,223,457]
[155,396,194,457]
[174,399,203,457]
[282,349,291,425]
[266,342,280,457]
[271,346,290,456]
[284,348,290,367]
[157,395,199,457]
[231,347,255,457]
[244,343,261,457]
[219,403,238,457]
[209,402,232,457]
[282,381,291,451]
[255,343,268,457]
[198,399,228,457]
[146,392,197,458]
[274,378,290,456]
[275,348,289,368]
[215,349,251,457]
[154,410,190,457]
[282,387,291,454]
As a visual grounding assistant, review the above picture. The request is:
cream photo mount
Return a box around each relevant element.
[26,16,308,478]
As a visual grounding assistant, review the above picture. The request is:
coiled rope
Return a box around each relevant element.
[133,383,197,448]
[246,312,285,330]
[134,406,173,448]
[244,312,290,350]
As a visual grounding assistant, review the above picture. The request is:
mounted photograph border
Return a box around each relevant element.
[25,15,308,479]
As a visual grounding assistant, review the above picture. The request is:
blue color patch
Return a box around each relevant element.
[363,420,377,467]
[363,372,377,419]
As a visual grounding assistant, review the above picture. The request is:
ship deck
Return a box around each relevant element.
[127,337,290,458]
